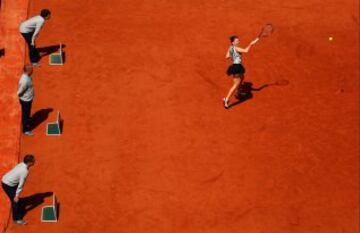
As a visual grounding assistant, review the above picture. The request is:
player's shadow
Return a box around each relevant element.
[19,192,53,218]
[38,44,66,58]
[228,82,269,109]
[0,48,5,57]
[30,108,53,130]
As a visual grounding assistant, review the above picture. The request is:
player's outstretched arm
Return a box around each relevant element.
[236,38,259,53]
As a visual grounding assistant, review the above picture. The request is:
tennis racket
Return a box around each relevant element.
[257,24,274,39]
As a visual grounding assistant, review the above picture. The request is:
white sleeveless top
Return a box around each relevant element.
[229,46,241,64]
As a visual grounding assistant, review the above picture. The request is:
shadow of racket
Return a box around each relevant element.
[266,79,289,87]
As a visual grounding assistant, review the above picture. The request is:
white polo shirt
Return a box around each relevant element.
[17,73,34,102]
[2,163,29,196]
[19,15,45,45]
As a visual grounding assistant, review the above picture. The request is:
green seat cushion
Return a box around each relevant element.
[50,54,63,64]
[42,207,56,221]
[47,123,60,135]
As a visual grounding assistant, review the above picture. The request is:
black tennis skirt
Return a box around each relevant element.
[226,64,245,76]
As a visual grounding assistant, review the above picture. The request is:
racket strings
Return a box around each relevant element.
[259,24,274,37]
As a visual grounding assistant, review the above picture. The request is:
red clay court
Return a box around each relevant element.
[0,0,359,232]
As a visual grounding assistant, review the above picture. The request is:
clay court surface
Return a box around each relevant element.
[0,0,359,232]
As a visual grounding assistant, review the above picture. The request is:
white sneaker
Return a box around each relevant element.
[223,98,229,109]
[23,131,34,136]
[14,220,27,225]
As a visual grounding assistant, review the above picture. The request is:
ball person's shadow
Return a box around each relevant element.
[19,192,53,219]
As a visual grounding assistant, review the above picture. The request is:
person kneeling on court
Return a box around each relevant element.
[1,155,36,225]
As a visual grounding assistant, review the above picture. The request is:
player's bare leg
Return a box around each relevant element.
[224,77,241,108]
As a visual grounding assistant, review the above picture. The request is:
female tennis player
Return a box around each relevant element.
[223,36,259,109]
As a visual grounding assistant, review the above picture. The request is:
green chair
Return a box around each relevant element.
[46,111,62,136]
[41,194,58,223]
[49,43,64,66]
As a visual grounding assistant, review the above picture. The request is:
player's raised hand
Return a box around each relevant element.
[251,38,259,45]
